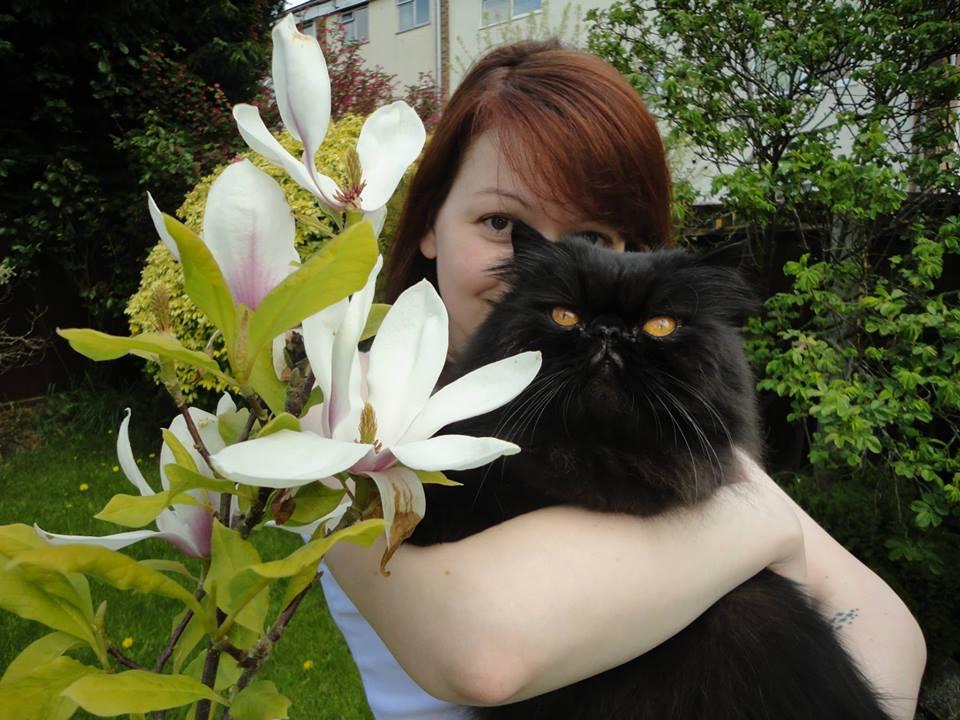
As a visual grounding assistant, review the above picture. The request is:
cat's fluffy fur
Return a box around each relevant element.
[408,223,893,720]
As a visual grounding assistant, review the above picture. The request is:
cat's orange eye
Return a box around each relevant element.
[551,307,580,328]
[642,316,677,337]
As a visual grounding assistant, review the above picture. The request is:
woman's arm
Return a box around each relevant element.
[324,465,805,706]
[751,455,926,720]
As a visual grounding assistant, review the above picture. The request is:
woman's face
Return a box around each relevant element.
[420,131,624,359]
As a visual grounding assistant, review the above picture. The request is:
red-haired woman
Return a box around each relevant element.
[322,41,926,720]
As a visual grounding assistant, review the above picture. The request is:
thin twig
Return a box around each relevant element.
[239,487,272,539]
[154,586,207,673]
[108,644,143,670]
[220,581,315,720]
[194,609,226,720]
[178,404,216,473]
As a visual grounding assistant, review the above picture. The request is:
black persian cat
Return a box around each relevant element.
[408,223,892,720]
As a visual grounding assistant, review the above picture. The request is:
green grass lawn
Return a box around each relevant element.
[0,387,373,719]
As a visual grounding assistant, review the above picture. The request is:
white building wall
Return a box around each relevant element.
[360,1,438,90]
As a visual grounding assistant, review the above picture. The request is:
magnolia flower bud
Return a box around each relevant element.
[150,282,173,334]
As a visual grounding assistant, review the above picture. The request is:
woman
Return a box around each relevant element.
[323,40,926,719]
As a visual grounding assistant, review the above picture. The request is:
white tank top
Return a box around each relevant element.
[320,564,472,720]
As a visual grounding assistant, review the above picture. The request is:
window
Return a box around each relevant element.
[340,5,369,44]
[397,0,430,32]
[481,0,541,26]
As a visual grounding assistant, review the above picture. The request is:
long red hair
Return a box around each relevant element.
[385,40,672,302]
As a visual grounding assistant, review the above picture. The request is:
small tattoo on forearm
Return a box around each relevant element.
[828,608,859,630]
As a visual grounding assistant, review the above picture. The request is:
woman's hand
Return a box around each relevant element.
[324,459,804,706]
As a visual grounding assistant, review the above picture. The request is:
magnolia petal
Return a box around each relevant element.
[117,409,156,498]
[33,524,189,554]
[363,205,388,238]
[159,407,224,491]
[216,393,237,417]
[391,434,520,471]
[366,466,425,574]
[401,351,543,443]
[157,506,212,558]
[272,333,288,382]
[365,280,448,447]
[356,102,426,211]
[232,104,341,207]
[210,430,372,488]
[147,192,180,261]
[203,160,299,310]
[272,16,331,177]
[302,299,349,414]
[265,495,350,543]
[327,255,383,442]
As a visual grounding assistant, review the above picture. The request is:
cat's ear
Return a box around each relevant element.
[698,241,753,271]
[511,220,550,257]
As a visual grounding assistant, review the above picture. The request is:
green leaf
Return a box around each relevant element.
[56,329,230,382]
[288,483,345,525]
[280,566,317,611]
[1,632,84,686]
[94,491,199,529]
[256,413,301,438]
[245,221,378,376]
[0,565,98,650]
[0,656,96,720]
[161,429,200,474]
[251,519,385,579]
[62,670,226,715]
[229,680,291,720]
[415,469,462,487]
[203,521,269,634]
[360,303,391,342]
[164,464,251,500]
[164,213,236,347]
[247,346,287,415]
[0,523,48,558]
[138,560,198,583]
[300,386,324,417]
[172,612,206,674]
[218,407,251,446]
[10,545,205,617]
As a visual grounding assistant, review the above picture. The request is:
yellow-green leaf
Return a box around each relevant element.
[256,412,301,438]
[164,213,236,348]
[360,303,390,342]
[229,680,291,720]
[172,611,206,674]
[161,429,200,474]
[56,329,230,383]
[0,656,96,720]
[203,521,269,634]
[251,519,384,579]
[218,407,251,446]
[247,346,287,415]
[288,483,345,525]
[245,221,378,375]
[10,545,204,617]
[164,464,252,501]
[138,560,198,583]
[280,565,317,611]
[62,670,226,715]
[0,565,97,649]
[415,469,462,487]
[1,632,85,686]
[0,523,47,559]
[94,491,199,529]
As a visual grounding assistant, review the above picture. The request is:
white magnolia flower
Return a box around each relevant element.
[211,257,542,558]
[147,159,299,310]
[35,395,238,557]
[232,15,425,214]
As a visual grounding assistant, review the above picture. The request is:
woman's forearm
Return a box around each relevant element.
[762,473,927,720]
[324,472,803,705]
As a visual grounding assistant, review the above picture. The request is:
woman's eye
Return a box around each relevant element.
[579,231,615,248]
[482,215,513,235]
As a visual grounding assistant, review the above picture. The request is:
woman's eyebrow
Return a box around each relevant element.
[477,189,531,208]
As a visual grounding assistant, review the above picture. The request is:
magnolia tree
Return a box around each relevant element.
[0,16,541,720]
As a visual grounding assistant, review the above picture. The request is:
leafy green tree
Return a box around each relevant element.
[0,0,281,340]
[588,0,960,666]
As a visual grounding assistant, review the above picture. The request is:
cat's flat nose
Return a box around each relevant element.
[595,324,622,342]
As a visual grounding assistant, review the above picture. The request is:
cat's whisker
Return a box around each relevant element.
[658,379,731,486]
[652,391,700,500]
[659,386,723,494]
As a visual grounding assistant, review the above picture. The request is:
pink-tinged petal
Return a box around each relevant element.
[209,430,372,488]
[365,280,448,447]
[356,102,426,212]
[159,506,212,558]
[302,298,349,431]
[117,409,155,497]
[327,255,382,441]
[159,407,224,490]
[365,466,425,573]
[391,435,520,471]
[33,524,194,555]
[271,15,332,196]
[203,160,300,310]
[232,105,342,208]
[272,333,288,381]
[147,192,180,261]
[401,351,542,443]
[300,399,330,437]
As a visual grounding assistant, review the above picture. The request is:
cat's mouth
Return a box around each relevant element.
[588,343,624,372]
